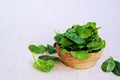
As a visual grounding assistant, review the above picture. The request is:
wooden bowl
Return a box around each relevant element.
[56,44,103,69]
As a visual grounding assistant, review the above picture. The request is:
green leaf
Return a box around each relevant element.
[80,28,92,38]
[38,55,60,61]
[64,32,86,44]
[85,22,97,29]
[66,25,78,33]
[70,51,89,60]
[47,44,56,54]
[69,44,85,51]
[38,45,47,53]
[54,34,75,47]
[76,26,84,35]
[61,48,68,55]
[54,29,60,34]
[101,57,115,72]
[85,22,99,35]
[101,40,106,49]
[54,34,62,42]
[28,45,43,54]
[86,34,99,42]
[87,40,105,51]
[34,60,43,71]
[34,59,54,72]
[59,36,74,47]
[76,26,92,38]
[112,61,120,76]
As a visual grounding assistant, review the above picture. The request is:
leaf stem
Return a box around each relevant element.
[32,53,37,62]
[54,29,60,34]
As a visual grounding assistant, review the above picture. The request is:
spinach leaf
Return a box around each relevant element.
[80,28,92,38]
[87,40,105,51]
[38,45,47,53]
[69,44,85,51]
[64,32,86,44]
[47,44,56,54]
[59,36,74,47]
[32,53,54,72]
[66,25,78,33]
[54,34,62,42]
[70,51,89,60]
[101,57,115,72]
[38,55,60,61]
[85,22,97,29]
[61,48,68,55]
[112,61,120,76]
[28,44,46,54]
[76,26,92,38]
[54,34,75,47]
[34,59,54,72]
[86,34,99,42]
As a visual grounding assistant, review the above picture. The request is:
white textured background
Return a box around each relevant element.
[0,0,120,80]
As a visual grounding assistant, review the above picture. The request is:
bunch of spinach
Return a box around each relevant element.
[54,22,106,60]
[28,44,60,72]
[101,57,120,76]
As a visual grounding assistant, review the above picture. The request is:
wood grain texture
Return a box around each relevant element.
[56,44,103,69]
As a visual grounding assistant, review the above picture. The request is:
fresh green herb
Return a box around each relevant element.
[54,22,106,59]
[112,61,120,76]
[101,57,120,77]
[70,51,89,60]
[28,44,59,72]
[28,44,46,54]
[32,53,54,72]
[30,54,55,72]
[38,55,60,61]
[101,57,115,72]
[28,22,106,72]
[34,59,54,72]
[47,44,56,54]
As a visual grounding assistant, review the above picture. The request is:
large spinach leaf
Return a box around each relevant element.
[34,59,54,72]
[70,51,89,60]
[101,57,115,72]
[64,32,86,45]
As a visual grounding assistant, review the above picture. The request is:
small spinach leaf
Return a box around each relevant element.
[85,22,97,29]
[101,57,115,72]
[38,45,47,53]
[38,55,60,61]
[28,45,43,54]
[54,34,62,42]
[47,44,56,54]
